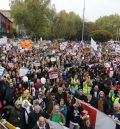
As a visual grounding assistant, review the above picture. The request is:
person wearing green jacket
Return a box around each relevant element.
[50,105,66,126]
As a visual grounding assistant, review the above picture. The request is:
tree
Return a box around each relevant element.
[51,10,82,40]
[51,10,68,39]
[84,22,99,40]
[95,14,120,39]
[10,0,55,38]
[89,30,113,42]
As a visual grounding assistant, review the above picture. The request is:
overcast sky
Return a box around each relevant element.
[0,0,120,21]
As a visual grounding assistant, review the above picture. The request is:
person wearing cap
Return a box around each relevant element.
[8,100,26,129]
[33,91,46,111]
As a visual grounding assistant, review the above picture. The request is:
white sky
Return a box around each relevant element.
[0,0,120,21]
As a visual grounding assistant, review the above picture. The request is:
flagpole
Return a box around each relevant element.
[82,0,85,42]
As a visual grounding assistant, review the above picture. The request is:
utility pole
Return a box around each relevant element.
[81,0,85,42]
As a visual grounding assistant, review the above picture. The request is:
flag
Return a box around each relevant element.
[91,38,97,51]
[79,100,120,129]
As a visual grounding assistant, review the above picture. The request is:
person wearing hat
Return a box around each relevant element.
[33,91,46,111]
[8,100,26,129]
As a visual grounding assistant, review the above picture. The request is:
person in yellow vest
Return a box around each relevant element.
[83,76,93,95]
[111,90,120,104]
[71,75,80,95]
[19,90,32,104]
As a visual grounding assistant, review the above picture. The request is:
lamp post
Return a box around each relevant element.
[81,0,86,42]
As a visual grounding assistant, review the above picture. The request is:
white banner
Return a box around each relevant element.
[0,36,7,45]
[91,38,97,51]
[19,67,29,77]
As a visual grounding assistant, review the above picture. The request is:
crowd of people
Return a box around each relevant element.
[0,40,120,129]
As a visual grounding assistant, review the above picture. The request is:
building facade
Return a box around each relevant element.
[0,11,12,34]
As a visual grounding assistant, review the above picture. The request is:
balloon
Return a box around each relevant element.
[41,77,46,84]
[23,76,28,82]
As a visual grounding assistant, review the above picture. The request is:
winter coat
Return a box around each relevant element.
[28,110,45,129]
[8,107,26,129]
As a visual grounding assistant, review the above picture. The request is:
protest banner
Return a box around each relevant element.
[20,40,33,49]
[19,67,29,77]
[78,100,120,129]
[0,36,7,45]
[51,57,56,62]
[49,71,58,79]
[0,66,4,78]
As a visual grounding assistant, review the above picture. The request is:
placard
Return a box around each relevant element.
[19,67,29,77]
[49,72,58,79]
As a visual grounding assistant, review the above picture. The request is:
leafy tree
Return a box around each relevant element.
[10,0,55,38]
[89,30,113,42]
[95,14,120,39]
[51,10,82,40]
[84,22,99,40]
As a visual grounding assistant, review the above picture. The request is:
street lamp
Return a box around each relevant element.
[82,0,85,42]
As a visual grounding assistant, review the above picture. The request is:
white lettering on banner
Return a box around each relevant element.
[49,72,58,79]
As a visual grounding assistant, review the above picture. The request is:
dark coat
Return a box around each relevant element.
[90,90,100,100]
[8,107,26,129]
[4,85,16,104]
[55,92,67,104]
[96,98,110,115]
[28,110,45,129]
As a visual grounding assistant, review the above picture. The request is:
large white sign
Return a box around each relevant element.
[19,67,29,77]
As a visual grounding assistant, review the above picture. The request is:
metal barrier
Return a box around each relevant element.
[0,122,8,129]
[0,119,16,129]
